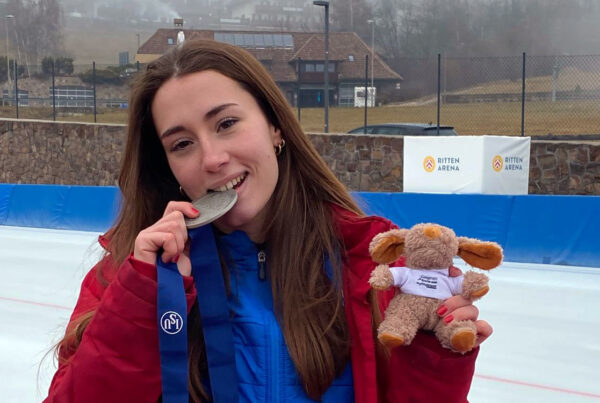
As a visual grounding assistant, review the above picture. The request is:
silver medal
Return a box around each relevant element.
[184,189,238,229]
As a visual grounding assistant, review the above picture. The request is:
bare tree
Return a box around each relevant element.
[5,0,64,70]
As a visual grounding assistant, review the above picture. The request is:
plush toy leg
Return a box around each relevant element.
[434,319,477,354]
[377,297,420,350]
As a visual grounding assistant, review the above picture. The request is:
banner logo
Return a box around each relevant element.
[423,156,436,172]
[492,155,504,172]
[160,311,184,335]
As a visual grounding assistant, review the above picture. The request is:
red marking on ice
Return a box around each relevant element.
[0,296,71,311]
[475,373,600,398]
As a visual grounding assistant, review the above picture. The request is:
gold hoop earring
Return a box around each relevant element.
[179,186,188,199]
[275,139,286,156]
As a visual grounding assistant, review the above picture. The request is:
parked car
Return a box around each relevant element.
[347,123,458,136]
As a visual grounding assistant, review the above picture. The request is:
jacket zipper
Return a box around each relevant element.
[258,249,266,281]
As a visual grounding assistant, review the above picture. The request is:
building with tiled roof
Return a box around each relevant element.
[137,27,403,107]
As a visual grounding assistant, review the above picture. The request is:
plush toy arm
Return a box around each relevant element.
[461,270,489,300]
[369,264,395,290]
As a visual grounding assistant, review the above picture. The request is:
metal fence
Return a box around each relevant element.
[1,54,600,136]
[393,53,600,135]
[0,61,139,122]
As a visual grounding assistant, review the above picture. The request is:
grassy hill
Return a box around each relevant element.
[63,18,158,65]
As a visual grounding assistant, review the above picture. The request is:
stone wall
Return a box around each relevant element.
[1,119,599,195]
[0,119,124,186]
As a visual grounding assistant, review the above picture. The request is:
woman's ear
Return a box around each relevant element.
[457,236,503,270]
[271,126,282,146]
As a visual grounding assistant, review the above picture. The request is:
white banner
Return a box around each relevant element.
[403,136,530,194]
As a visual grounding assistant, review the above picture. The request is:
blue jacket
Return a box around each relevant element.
[217,230,354,402]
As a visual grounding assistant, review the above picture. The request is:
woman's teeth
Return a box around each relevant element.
[213,173,247,192]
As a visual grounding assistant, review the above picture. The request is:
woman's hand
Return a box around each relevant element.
[133,201,199,276]
[436,295,493,347]
[440,265,493,347]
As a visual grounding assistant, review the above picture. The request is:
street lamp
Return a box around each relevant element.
[5,15,13,88]
[367,19,375,89]
[313,0,329,133]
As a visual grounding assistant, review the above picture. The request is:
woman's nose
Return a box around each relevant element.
[200,139,229,172]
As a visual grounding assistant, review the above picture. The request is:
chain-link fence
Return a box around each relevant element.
[389,53,600,136]
[1,54,600,136]
[0,61,141,123]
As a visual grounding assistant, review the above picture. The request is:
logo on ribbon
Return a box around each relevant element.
[492,155,504,172]
[423,156,436,172]
[160,311,184,335]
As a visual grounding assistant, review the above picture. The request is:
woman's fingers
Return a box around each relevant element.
[133,203,199,266]
[448,265,463,277]
[439,304,480,324]
[175,241,192,277]
[437,295,493,346]
[164,201,200,218]
[474,320,493,347]
[438,294,472,315]
[134,230,181,264]
[151,213,188,252]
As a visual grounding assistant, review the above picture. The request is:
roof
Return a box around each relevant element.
[138,29,402,83]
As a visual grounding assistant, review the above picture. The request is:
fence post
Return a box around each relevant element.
[297,57,301,122]
[437,53,441,135]
[52,59,56,121]
[364,54,369,133]
[14,60,18,119]
[521,52,526,137]
[93,61,97,123]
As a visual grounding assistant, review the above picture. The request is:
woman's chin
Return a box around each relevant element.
[215,205,265,239]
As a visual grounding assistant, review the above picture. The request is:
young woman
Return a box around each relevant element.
[45,39,491,402]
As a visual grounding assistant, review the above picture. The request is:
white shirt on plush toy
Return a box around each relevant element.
[389,267,463,299]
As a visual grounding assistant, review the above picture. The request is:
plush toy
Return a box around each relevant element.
[368,223,503,354]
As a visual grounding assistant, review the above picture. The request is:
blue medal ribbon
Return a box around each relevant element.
[156,224,239,402]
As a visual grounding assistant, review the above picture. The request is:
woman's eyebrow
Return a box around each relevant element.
[204,103,238,122]
[160,125,184,140]
[159,103,239,139]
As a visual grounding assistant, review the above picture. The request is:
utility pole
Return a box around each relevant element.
[5,15,14,88]
[313,1,329,133]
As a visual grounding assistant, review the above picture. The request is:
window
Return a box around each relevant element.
[348,54,354,62]
[49,86,94,108]
[339,85,354,107]
[304,63,315,72]
[167,37,174,45]
[243,34,254,47]
[315,63,324,72]
[254,34,265,47]
[213,33,293,48]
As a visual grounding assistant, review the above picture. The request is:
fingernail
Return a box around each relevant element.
[444,314,454,324]
[190,207,199,215]
[437,305,448,316]
[172,254,180,263]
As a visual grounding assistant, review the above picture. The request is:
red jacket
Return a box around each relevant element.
[45,209,477,402]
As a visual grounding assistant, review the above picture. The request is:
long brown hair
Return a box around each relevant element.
[58,39,364,400]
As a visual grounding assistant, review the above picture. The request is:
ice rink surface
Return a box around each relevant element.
[1,225,599,402]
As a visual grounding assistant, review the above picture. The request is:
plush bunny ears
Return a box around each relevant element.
[368,225,503,270]
[456,236,503,270]
[369,229,408,264]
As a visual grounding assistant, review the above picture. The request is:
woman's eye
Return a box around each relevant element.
[171,139,192,151]
[218,118,238,132]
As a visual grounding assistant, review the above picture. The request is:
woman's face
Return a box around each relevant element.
[151,70,282,241]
